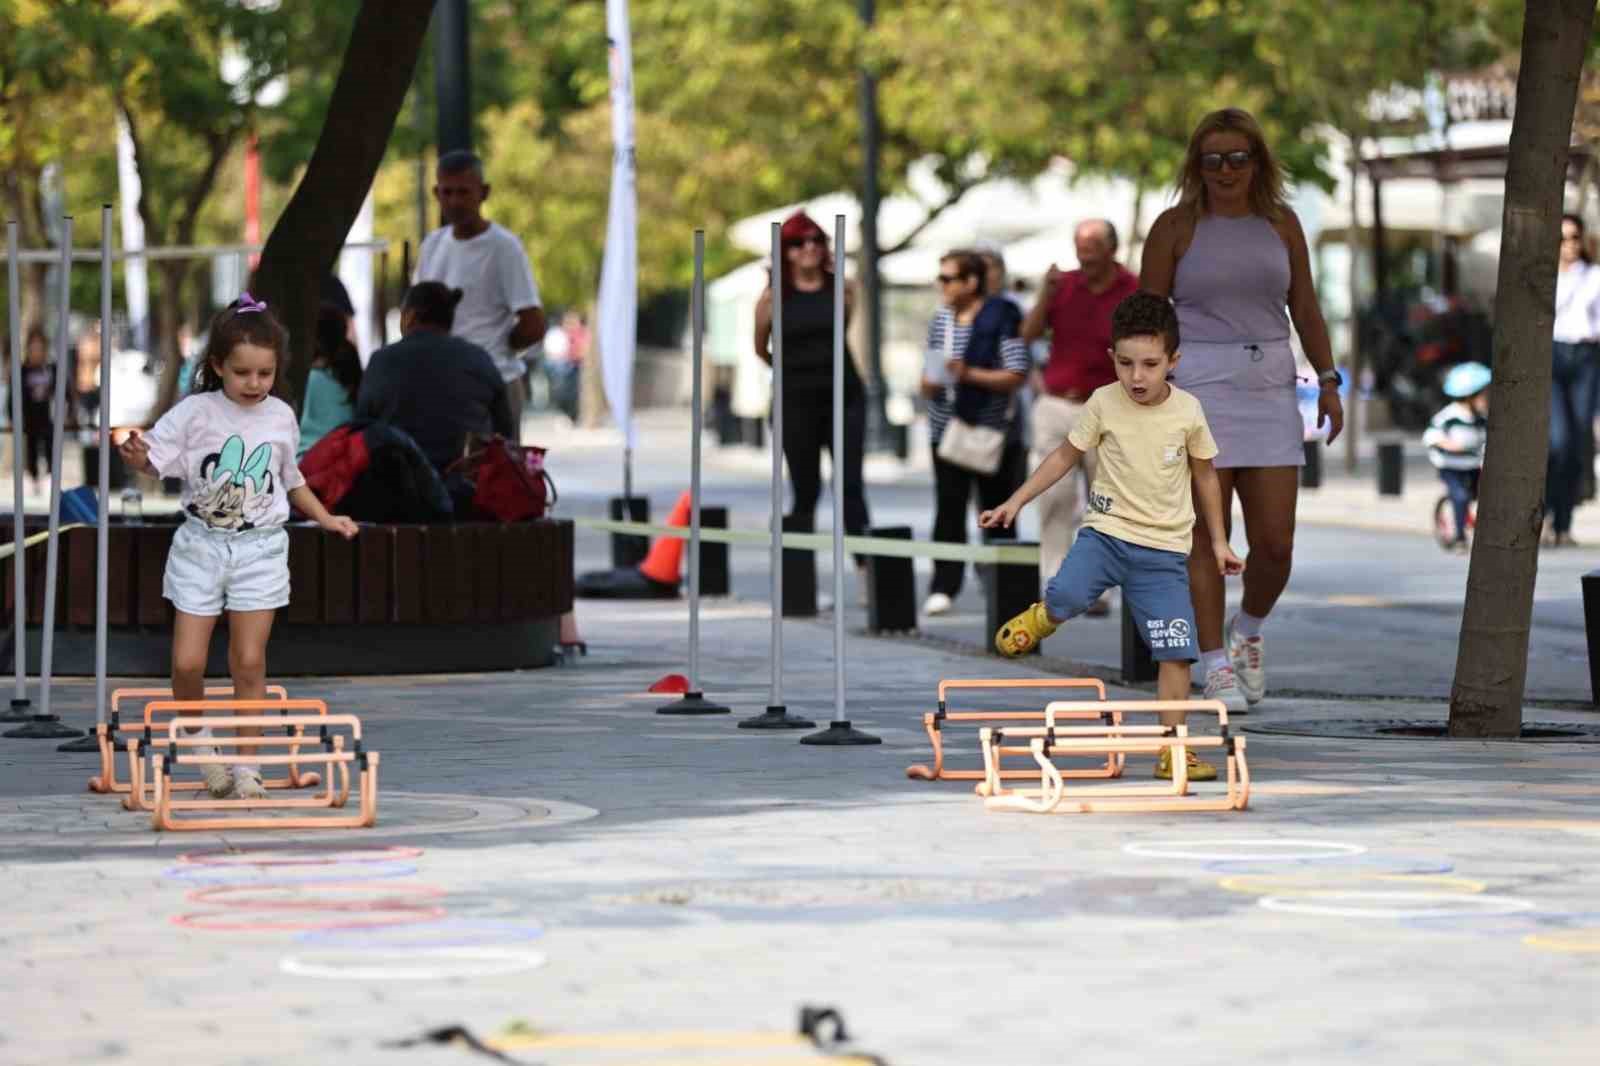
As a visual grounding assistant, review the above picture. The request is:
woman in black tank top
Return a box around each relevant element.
[753,212,871,553]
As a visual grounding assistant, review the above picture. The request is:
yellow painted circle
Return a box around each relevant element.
[1523,928,1600,954]
[1219,873,1486,897]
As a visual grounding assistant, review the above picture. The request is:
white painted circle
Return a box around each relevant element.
[1124,839,1367,862]
[278,947,547,981]
[1258,891,1536,919]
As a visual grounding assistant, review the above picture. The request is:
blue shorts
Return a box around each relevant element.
[1044,528,1197,662]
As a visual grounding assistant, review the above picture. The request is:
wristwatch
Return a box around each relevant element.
[1318,368,1343,389]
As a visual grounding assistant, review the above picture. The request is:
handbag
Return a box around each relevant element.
[445,434,558,522]
[935,315,1009,475]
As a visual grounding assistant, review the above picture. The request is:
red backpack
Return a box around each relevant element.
[447,435,557,522]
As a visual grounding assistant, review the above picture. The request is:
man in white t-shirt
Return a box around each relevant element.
[414,150,546,440]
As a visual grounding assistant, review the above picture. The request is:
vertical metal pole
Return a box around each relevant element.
[857,0,887,451]
[95,207,112,726]
[739,223,811,729]
[799,217,879,746]
[688,230,704,692]
[769,222,784,706]
[831,216,847,722]
[6,222,28,714]
[8,216,81,737]
[433,0,472,155]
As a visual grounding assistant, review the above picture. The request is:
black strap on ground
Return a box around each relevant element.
[380,1025,535,1065]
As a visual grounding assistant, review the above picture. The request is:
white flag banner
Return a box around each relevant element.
[597,0,638,450]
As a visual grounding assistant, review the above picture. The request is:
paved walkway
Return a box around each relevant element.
[2,589,1598,1066]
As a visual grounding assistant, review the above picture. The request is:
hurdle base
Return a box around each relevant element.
[656,692,731,716]
[0,697,32,723]
[3,715,83,740]
[738,705,815,730]
[800,720,882,746]
[56,730,101,752]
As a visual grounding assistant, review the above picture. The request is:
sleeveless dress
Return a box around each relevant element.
[1171,214,1304,469]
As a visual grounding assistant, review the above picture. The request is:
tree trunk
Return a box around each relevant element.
[250,0,437,407]
[151,259,190,419]
[1448,0,1597,738]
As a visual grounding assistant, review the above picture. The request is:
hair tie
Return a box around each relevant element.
[235,292,268,314]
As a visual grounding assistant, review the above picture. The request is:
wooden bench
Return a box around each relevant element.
[1,518,574,674]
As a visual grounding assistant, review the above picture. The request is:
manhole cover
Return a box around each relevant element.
[1243,718,1600,743]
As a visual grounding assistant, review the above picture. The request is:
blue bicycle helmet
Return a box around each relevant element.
[1444,361,1491,399]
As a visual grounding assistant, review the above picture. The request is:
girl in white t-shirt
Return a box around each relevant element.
[118,296,357,799]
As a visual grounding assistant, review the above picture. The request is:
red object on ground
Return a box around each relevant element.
[648,673,689,694]
[636,491,693,585]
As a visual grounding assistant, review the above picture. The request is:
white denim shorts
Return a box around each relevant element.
[163,521,290,616]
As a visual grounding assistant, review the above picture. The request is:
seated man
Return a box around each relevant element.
[356,282,515,474]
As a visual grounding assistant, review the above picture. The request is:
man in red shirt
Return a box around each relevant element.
[1020,219,1139,597]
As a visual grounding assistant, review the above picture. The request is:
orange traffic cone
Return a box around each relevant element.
[637,491,692,585]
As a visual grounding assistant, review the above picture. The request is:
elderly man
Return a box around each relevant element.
[1019,219,1139,603]
[414,150,546,441]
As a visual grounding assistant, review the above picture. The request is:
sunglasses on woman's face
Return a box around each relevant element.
[785,234,825,249]
[1200,150,1254,172]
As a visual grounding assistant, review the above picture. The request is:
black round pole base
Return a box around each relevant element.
[656,692,731,716]
[56,730,101,752]
[800,720,882,746]
[3,716,83,740]
[0,698,32,723]
[738,705,815,730]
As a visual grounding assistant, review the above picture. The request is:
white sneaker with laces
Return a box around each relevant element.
[195,749,234,798]
[1227,617,1266,705]
[1203,666,1249,715]
[231,765,268,800]
[923,592,953,616]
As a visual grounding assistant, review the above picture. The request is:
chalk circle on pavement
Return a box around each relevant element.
[177,846,425,867]
[164,861,420,886]
[186,883,447,909]
[296,918,546,950]
[1523,928,1600,953]
[1201,854,1453,876]
[1221,874,1485,897]
[1258,891,1535,920]
[279,947,547,981]
[1124,839,1366,863]
[173,904,446,932]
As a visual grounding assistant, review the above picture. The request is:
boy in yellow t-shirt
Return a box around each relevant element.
[979,290,1244,781]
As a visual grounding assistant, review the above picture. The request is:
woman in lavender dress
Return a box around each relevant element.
[1140,108,1343,712]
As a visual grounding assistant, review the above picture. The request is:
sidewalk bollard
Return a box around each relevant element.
[608,496,649,568]
[740,416,765,448]
[1377,441,1404,496]
[781,514,816,617]
[712,386,737,446]
[1121,598,1159,683]
[865,526,916,634]
[985,539,1039,656]
[1301,439,1322,489]
[1583,570,1600,707]
[700,506,729,597]
[889,423,909,460]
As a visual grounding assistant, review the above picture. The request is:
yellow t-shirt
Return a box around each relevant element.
[1067,383,1219,555]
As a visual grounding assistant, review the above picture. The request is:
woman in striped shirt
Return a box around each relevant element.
[921,250,1032,616]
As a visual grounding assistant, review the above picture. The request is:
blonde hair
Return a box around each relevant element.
[1177,108,1289,222]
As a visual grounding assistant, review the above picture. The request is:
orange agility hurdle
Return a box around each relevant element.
[980,699,1250,814]
[906,677,1119,784]
[151,708,379,831]
[89,686,291,796]
[117,692,329,813]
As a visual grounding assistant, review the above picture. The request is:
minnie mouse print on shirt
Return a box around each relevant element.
[142,391,306,532]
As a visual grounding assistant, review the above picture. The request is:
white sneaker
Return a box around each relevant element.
[231,766,268,800]
[194,748,234,798]
[1203,666,1249,716]
[923,592,953,616]
[1227,617,1266,705]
